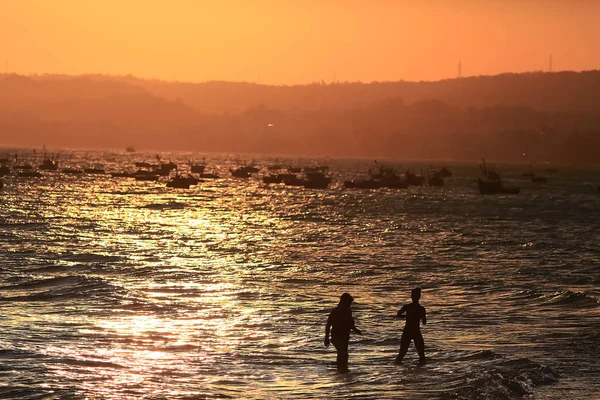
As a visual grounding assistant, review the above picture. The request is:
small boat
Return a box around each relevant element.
[231,167,252,178]
[38,158,59,171]
[18,170,43,178]
[166,174,192,189]
[135,162,155,169]
[478,179,519,194]
[134,170,160,181]
[478,158,519,194]
[437,167,452,178]
[404,170,425,186]
[84,164,106,174]
[110,171,136,178]
[263,172,297,184]
[284,171,332,189]
[428,174,444,187]
[199,171,220,179]
[14,163,33,171]
[190,157,207,173]
[126,146,135,153]
[38,148,59,171]
[61,167,83,174]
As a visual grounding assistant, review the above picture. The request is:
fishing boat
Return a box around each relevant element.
[404,170,425,186]
[18,170,43,178]
[428,173,444,187]
[84,164,106,174]
[166,174,192,189]
[190,157,207,173]
[478,158,519,194]
[134,170,160,181]
[38,147,59,171]
[61,167,83,174]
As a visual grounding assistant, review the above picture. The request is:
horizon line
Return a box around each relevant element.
[1,68,599,87]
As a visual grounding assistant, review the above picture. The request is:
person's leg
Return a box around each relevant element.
[333,337,349,370]
[414,330,425,361]
[395,333,411,364]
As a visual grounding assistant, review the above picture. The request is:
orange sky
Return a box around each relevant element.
[2,0,599,84]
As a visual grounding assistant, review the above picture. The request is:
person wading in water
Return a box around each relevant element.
[395,287,427,364]
[324,293,362,371]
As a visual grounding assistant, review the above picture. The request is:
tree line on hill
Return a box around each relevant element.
[1,72,599,163]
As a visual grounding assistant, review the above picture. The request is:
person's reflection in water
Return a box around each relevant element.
[324,293,362,372]
[395,287,427,364]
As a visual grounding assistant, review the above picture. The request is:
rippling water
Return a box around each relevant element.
[1,150,599,399]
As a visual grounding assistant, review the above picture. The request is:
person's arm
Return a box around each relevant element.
[324,312,333,347]
[350,313,362,335]
[422,307,427,325]
[396,305,407,318]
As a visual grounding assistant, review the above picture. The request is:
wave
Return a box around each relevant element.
[542,290,599,307]
[445,358,559,399]
[0,275,128,302]
[57,357,126,369]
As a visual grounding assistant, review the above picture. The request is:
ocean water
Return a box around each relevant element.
[1,150,599,399]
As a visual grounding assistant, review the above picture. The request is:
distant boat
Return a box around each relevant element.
[38,158,59,171]
[14,163,33,171]
[191,163,206,173]
[437,167,452,178]
[478,178,520,194]
[263,172,297,184]
[284,171,332,189]
[199,170,220,179]
[61,167,83,174]
[166,174,192,189]
[344,163,407,189]
[231,167,252,178]
[428,174,444,187]
[84,165,106,174]
[110,171,136,178]
[126,146,135,153]
[18,170,43,178]
[134,170,160,181]
[404,170,425,186]
[38,147,59,171]
[478,158,519,194]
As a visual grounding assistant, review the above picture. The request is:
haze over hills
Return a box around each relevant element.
[1,71,600,163]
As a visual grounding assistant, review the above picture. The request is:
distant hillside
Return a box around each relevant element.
[24,70,600,115]
[1,72,600,163]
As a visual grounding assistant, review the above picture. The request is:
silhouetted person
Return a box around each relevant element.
[324,293,362,371]
[395,287,427,364]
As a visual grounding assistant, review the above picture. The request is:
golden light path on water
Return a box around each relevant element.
[1,152,599,399]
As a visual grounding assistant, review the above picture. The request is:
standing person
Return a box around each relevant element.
[395,287,427,364]
[324,293,362,371]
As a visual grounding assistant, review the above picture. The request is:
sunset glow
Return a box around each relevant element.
[2,0,600,84]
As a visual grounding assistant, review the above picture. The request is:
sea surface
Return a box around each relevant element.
[1,149,599,399]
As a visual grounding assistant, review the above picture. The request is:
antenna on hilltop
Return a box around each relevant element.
[549,54,553,73]
[457,60,462,78]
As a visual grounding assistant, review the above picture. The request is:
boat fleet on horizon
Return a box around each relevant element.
[0,149,599,194]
